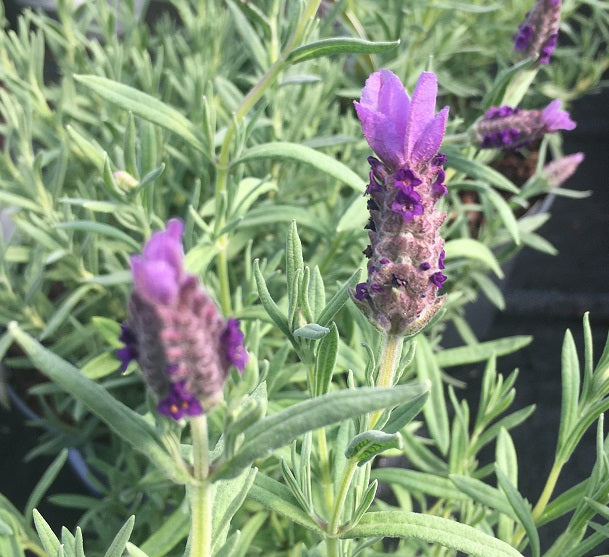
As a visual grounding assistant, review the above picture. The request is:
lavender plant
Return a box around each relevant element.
[1,1,609,556]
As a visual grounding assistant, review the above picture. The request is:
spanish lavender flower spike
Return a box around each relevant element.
[475,100,575,150]
[117,218,248,420]
[352,70,449,337]
[542,152,584,188]
[514,0,561,64]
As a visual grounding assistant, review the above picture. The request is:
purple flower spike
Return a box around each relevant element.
[118,218,248,420]
[542,152,584,188]
[352,70,449,337]
[513,0,561,64]
[476,100,575,151]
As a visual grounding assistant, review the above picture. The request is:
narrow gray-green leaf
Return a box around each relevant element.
[104,516,135,557]
[444,146,519,194]
[247,473,319,531]
[445,238,504,278]
[25,449,68,525]
[343,511,523,557]
[416,336,449,455]
[484,187,520,244]
[40,285,95,341]
[139,502,188,557]
[33,510,60,555]
[495,467,539,557]
[286,220,304,312]
[382,390,429,434]
[125,543,151,557]
[74,75,207,155]
[436,336,532,368]
[213,383,429,479]
[496,428,518,487]
[8,324,188,483]
[557,329,580,457]
[226,0,267,69]
[450,474,516,519]
[317,268,361,327]
[235,142,363,191]
[57,220,140,249]
[373,468,468,501]
[314,322,339,396]
[350,480,378,527]
[287,38,399,64]
[253,259,293,342]
[212,468,258,554]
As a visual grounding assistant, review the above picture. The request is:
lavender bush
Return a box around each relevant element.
[1,0,609,556]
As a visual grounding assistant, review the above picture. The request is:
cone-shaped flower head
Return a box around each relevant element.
[542,152,584,188]
[352,70,449,337]
[475,100,575,150]
[117,219,247,420]
[514,0,561,64]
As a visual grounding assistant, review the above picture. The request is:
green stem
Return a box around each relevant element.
[328,458,359,535]
[511,458,564,548]
[189,415,212,557]
[317,428,334,515]
[532,460,563,521]
[369,334,403,428]
[212,0,321,314]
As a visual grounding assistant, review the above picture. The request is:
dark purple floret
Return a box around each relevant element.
[539,33,558,63]
[367,198,380,211]
[371,283,384,293]
[419,262,431,271]
[438,249,446,270]
[481,128,521,149]
[392,274,408,288]
[485,106,519,119]
[430,272,447,288]
[432,179,448,198]
[157,381,203,420]
[431,152,447,167]
[379,257,391,265]
[364,218,376,231]
[354,282,370,301]
[363,245,373,258]
[221,318,248,372]
[391,188,424,222]
[365,170,383,194]
[117,325,138,372]
[514,23,534,50]
[394,168,422,192]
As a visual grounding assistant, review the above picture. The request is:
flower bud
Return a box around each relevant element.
[117,219,247,420]
[475,100,575,150]
[542,152,584,188]
[514,0,561,64]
